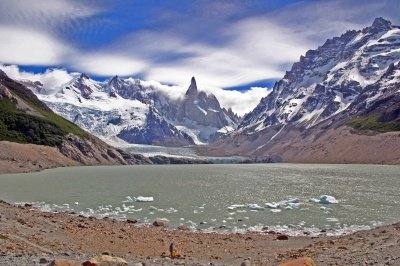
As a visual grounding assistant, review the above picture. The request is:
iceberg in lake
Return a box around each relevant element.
[266,198,300,209]
[122,196,134,202]
[265,202,279,208]
[227,204,246,210]
[270,209,281,213]
[310,195,338,204]
[135,196,154,202]
[248,203,265,210]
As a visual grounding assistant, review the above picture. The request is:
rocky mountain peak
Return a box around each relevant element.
[371,17,392,31]
[186,76,198,96]
[79,73,90,80]
[239,17,400,133]
[109,75,121,84]
[0,69,9,79]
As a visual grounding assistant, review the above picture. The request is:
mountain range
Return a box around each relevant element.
[0,69,152,173]
[207,17,400,164]
[25,74,239,147]
[2,17,400,165]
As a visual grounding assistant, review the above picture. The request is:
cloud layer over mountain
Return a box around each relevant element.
[0,0,399,89]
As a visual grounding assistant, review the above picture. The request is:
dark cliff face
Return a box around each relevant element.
[169,77,239,130]
[117,107,195,147]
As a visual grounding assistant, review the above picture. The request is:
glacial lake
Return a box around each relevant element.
[0,164,399,235]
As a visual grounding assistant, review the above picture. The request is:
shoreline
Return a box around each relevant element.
[1,200,399,265]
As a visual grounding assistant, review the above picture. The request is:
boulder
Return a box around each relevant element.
[153,220,165,227]
[276,234,289,240]
[278,257,316,266]
[48,259,81,266]
[82,255,128,266]
[39,257,49,264]
[126,218,138,224]
[240,258,251,266]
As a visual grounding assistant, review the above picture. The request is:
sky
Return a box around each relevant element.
[0,0,399,114]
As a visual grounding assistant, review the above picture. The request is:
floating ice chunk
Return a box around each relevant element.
[311,195,338,204]
[122,196,134,203]
[265,202,279,209]
[74,202,79,205]
[326,217,339,222]
[248,204,265,210]
[135,196,154,202]
[227,204,246,210]
[165,208,178,214]
[270,209,281,213]
[149,206,158,210]
[279,198,300,208]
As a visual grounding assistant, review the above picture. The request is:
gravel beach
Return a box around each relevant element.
[1,200,400,265]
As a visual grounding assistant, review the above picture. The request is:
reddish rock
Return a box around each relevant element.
[153,220,165,227]
[126,218,138,224]
[48,259,81,266]
[276,234,289,240]
[82,255,128,266]
[279,257,316,266]
[82,261,97,266]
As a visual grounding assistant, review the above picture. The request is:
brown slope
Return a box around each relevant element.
[0,141,78,174]
[0,70,152,174]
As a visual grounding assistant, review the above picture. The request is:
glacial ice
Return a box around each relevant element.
[270,209,282,213]
[311,195,338,204]
[122,196,134,202]
[135,196,154,202]
[265,202,279,208]
[248,203,265,210]
[227,204,246,210]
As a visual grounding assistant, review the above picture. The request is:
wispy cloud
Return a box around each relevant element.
[0,64,76,92]
[0,0,399,90]
[0,64,270,116]
[0,26,72,65]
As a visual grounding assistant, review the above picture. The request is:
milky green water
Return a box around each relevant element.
[0,164,399,235]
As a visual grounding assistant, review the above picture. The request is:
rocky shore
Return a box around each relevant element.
[1,200,399,265]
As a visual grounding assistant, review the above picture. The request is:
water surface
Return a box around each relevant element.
[0,164,399,235]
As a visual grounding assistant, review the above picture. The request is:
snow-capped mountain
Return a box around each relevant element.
[31,74,239,147]
[207,18,400,163]
[239,17,400,132]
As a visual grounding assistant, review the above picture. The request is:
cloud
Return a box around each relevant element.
[0,64,75,93]
[0,0,102,31]
[71,54,148,76]
[203,86,271,116]
[0,0,102,66]
[0,26,72,65]
[1,64,270,116]
[0,0,400,90]
[103,19,310,88]
[139,79,271,116]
